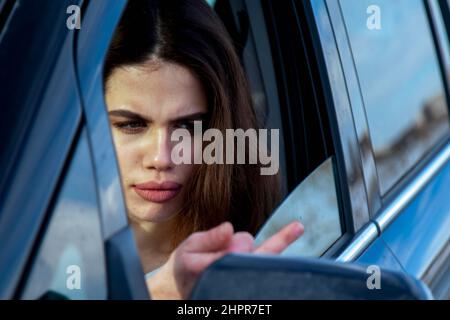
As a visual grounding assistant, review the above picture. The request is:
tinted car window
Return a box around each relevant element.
[21,129,107,300]
[340,0,450,195]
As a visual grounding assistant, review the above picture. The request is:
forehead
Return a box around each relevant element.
[105,61,208,120]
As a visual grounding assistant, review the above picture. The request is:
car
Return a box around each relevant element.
[0,0,448,300]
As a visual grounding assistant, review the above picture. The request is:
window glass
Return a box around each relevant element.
[340,0,450,194]
[21,129,107,300]
[255,157,342,257]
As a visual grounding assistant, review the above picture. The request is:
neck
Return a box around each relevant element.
[129,216,176,274]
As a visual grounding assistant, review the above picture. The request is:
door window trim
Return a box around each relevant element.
[74,0,129,241]
[74,0,150,299]
[307,0,371,238]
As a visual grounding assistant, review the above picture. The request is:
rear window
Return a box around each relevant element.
[340,0,450,194]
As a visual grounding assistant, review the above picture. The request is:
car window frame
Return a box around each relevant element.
[74,0,149,299]
[307,0,375,262]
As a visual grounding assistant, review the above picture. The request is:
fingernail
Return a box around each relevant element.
[220,221,232,233]
[291,222,304,235]
[217,222,233,243]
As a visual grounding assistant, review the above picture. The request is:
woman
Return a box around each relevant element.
[104,0,304,299]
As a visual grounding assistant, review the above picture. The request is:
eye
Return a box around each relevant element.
[113,120,147,134]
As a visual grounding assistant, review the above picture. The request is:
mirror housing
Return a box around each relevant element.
[190,254,433,300]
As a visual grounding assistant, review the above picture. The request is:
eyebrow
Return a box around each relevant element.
[108,109,208,122]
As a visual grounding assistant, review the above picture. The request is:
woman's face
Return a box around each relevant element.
[105,61,207,224]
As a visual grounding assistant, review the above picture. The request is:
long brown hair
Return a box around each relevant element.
[104,0,281,248]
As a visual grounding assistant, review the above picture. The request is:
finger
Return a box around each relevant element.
[253,221,304,254]
[180,231,254,275]
[226,232,254,253]
[182,221,234,253]
[183,250,230,274]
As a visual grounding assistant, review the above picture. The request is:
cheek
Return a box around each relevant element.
[112,137,139,176]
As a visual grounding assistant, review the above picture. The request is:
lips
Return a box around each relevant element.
[133,181,182,203]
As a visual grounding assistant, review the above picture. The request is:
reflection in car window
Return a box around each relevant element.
[340,0,450,194]
[255,157,342,257]
[21,129,106,300]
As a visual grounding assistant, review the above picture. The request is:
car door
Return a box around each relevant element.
[0,0,85,299]
[0,0,148,299]
[320,0,450,299]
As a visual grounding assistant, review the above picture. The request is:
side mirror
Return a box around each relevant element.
[190,254,433,300]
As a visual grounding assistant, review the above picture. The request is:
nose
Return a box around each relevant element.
[143,127,174,171]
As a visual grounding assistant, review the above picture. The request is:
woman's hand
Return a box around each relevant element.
[146,221,304,299]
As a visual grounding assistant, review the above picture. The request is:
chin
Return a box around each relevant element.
[130,202,178,223]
